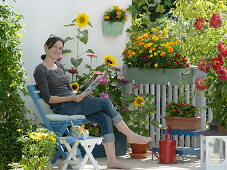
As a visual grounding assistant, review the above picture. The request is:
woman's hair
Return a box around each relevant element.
[41,34,65,60]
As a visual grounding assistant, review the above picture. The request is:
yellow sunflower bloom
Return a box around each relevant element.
[76,13,89,28]
[103,56,118,66]
[133,96,145,107]
[70,82,80,91]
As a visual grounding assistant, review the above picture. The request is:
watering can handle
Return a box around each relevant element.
[164,125,173,140]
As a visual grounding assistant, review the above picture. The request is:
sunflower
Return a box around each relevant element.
[70,82,80,91]
[76,13,89,28]
[133,96,145,107]
[103,56,118,66]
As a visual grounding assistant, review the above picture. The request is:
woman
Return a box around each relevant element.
[33,34,151,169]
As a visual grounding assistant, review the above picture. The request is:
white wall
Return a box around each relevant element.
[11,0,132,124]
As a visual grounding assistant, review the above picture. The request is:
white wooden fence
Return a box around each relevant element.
[124,67,212,148]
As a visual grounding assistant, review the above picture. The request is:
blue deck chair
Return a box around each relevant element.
[27,85,90,164]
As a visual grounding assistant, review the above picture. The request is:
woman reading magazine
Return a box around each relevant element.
[33,34,151,169]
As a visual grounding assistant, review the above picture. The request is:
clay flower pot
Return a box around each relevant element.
[164,116,201,130]
[130,143,149,158]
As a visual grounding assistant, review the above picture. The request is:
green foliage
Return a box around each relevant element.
[169,0,227,65]
[0,2,30,169]
[121,93,162,136]
[10,128,57,170]
[126,0,176,33]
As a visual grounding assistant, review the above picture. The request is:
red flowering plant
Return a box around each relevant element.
[171,0,227,65]
[165,103,200,118]
[194,42,227,129]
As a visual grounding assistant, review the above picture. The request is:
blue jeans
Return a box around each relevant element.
[52,97,123,143]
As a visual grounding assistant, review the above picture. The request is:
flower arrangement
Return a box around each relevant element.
[10,128,57,169]
[122,27,190,69]
[103,6,128,23]
[194,42,227,129]
[165,102,200,118]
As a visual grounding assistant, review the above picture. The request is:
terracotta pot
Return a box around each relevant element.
[164,116,201,130]
[130,143,149,158]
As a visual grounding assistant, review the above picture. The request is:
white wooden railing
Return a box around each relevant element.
[124,67,212,148]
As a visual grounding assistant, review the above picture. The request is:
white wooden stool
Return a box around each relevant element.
[58,136,103,170]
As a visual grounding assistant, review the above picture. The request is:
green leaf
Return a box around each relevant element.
[64,23,75,27]
[70,58,83,68]
[155,5,165,13]
[62,49,72,54]
[150,119,163,129]
[86,49,94,53]
[64,37,73,42]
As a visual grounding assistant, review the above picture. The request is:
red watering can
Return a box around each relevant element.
[159,126,176,164]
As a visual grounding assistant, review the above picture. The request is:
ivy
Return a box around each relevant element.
[0,2,30,169]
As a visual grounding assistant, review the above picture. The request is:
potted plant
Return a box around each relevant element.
[121,92,162,158]
[194,42,227,131]
[165,102,201,130]
[122,27,192,85]
[102,6,128,36]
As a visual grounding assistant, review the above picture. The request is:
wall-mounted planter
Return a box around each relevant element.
[102,21,125,36]
[123,66,194,85]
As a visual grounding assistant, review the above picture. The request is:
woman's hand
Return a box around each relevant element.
[86,92,93,97]
[71,93,86,102]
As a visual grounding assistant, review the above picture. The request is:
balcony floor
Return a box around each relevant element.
[52,150,201,170]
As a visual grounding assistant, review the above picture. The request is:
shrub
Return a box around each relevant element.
[0,2,30,169]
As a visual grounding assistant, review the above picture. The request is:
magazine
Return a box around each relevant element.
[78,71,106,95]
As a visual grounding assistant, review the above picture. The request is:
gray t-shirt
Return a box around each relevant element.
[33,62,72,109]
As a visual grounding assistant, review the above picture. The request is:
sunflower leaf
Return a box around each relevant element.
[70,58,83,68]
[62,49,72,54]
[86,49,94,53]
[64,23,75,27]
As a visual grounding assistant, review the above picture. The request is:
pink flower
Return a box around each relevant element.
[194,77,208,90]
[217,68,227,80]
[96,76,108,84]
[210,57,224,70]
[217,42,227,57]
[100,93,109,98]
[121,104,128,111]
[121,79,129,85]
[87,53,97,58]
[209,13,222,28]
[68,67,78,74]
[117,75,124,80]
[194,17,204,30]
[56,57,62,62]
[197,59,210,72]
[132,84,140,89]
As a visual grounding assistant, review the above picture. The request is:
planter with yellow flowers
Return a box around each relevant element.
[102,6,128,36]
[122,27,193,85]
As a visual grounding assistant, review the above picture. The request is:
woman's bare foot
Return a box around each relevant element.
[127,133,151,144]
[107,159,130,169]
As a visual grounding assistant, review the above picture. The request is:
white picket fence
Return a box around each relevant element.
[124,67,213,148]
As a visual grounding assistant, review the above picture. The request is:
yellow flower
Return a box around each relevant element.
[116,11,122,16]
[133,96,145,107]
[113,6,120,10]
[76,13,89,28]
[154,63,158,68]
[48,136,56,141]
[17,129,22,133]
[29,134,40,141]
[70,82,80,91]
[104,15,110,20]
[103,56,118,66]
[125,16,129,21]
[152,35,159,41]
[81,124,85,128]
